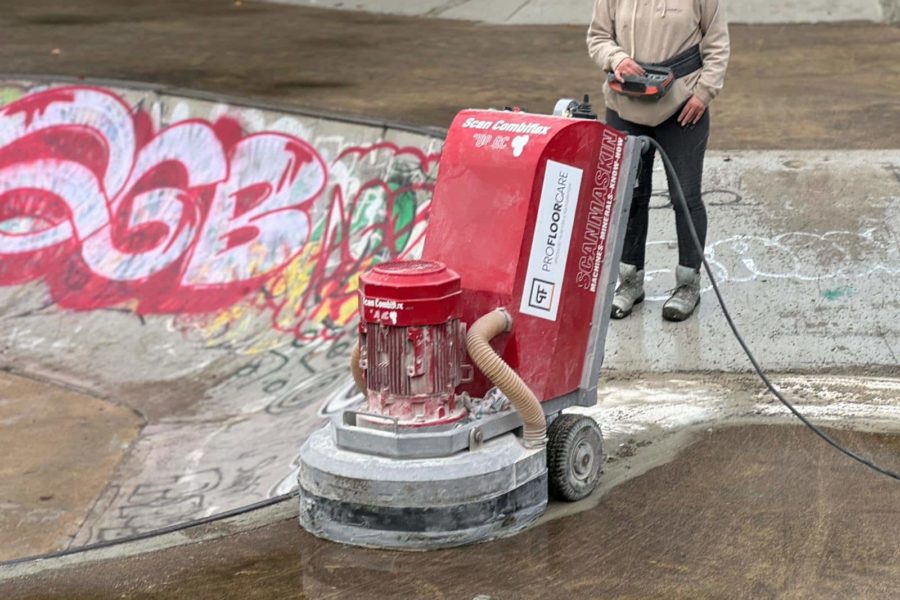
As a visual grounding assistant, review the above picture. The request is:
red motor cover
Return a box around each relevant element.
[359,260,461,327]
[358,260,467,427]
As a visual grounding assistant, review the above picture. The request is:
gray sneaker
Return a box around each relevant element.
[662,265,701,322]
[611,263,645,319]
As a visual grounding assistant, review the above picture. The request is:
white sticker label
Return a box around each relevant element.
[519,160,583,321]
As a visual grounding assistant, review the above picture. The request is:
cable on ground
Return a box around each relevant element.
[643,135,899,482]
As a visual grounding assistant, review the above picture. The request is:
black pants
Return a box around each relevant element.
[605,107,709,271]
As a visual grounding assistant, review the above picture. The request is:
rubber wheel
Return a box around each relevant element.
[547,414,604,502]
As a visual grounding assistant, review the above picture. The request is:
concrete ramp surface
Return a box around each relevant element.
[0,78,441,556]
[269,0,898,24]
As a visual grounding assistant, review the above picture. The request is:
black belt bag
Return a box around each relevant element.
[607,44,703,100]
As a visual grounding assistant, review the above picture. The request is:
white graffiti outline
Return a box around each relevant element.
[644,228,899,302]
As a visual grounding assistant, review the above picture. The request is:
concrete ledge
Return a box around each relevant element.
[268,0,894,24]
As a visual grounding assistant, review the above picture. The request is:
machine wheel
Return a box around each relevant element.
[547,414,604,502]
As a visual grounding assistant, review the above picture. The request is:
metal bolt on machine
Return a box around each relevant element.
[298,98,643,549]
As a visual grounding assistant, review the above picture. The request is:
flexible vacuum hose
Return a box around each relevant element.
[350,342,366,396]
[466,309,547,448]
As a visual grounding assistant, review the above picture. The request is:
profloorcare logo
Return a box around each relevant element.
[520,160,583,322]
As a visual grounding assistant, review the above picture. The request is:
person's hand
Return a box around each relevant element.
[678,95,707,126]
[614,58,645,82]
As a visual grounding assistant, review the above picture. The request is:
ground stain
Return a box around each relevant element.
[822,286,855,301]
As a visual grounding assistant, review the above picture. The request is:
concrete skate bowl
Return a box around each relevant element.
[0,76,443,561]
[2,75,900,572]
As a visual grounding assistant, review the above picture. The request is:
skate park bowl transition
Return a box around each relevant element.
[0,76,899,573]
[0,76,443,560]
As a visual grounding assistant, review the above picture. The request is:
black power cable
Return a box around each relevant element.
[641,135,900,482]
[0,492,297,567]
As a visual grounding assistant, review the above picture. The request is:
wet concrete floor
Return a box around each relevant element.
[5,424,900,599]
[0,0,898,149]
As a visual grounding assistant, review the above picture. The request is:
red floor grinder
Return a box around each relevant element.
[298,98,643,549]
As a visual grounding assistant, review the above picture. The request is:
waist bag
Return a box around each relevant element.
[607,44,703,100]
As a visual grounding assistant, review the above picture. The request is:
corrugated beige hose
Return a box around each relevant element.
[466,309,547,448]
[350,342,366,396]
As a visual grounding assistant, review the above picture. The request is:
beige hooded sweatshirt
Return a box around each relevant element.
[587,0,730,126]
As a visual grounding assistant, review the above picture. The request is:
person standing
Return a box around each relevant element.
[587,0,730,321]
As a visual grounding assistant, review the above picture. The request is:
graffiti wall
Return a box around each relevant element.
[0,79,442,547]
[0,83,438,345]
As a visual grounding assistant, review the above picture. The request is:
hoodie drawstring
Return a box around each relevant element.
[629,0,639,56]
